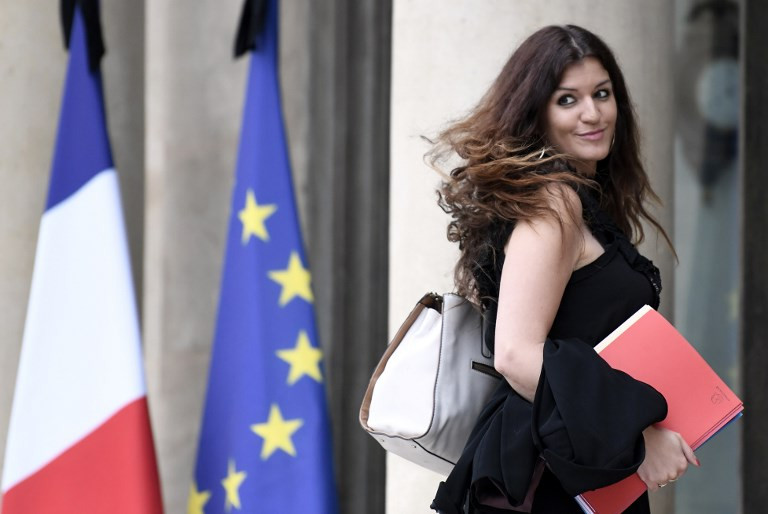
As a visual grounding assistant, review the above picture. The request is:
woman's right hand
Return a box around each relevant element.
[637,425,699,491]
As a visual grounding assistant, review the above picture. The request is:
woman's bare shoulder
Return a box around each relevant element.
[537,182,583,226]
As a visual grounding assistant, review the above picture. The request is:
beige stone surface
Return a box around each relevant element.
[389,1,675,512]
[0,5,64,497]
[144,0,246,510]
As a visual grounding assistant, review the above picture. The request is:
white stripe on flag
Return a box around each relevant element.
[1,169,146,492]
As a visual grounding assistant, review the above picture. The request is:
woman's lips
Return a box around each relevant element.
[577,129,605,141]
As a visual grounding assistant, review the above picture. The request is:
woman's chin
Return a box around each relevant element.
[575,149,611,165]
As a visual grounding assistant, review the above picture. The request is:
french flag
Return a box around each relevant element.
[1,6,163,513]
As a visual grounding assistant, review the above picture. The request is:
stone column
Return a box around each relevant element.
[388,1,675,513]
[302,1,391,512]
[143,0,246,510]
[0,3,64,483]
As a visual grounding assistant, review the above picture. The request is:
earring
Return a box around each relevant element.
[538,147,546,159]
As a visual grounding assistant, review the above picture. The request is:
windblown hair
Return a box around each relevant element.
[429,24,672,302]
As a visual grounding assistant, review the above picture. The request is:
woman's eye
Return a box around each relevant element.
[557,95,576,106]
[595,89,611,99]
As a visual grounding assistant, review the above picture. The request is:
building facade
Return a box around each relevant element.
[1,1,764,513]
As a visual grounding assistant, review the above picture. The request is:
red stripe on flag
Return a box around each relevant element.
[2,397,163,514]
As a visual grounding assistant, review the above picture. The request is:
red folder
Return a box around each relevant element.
[575,305,744,514]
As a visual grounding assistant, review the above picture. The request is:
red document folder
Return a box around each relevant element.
[575,305,744,514]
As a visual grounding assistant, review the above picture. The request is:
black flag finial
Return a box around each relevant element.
[234,0,269,58]
[60,0,105,72]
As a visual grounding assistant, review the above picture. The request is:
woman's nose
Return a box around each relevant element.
[580,99,600,123]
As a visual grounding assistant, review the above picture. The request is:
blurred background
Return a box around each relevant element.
[0,0,765,512]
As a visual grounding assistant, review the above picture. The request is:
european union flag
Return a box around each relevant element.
[190,0,338,512]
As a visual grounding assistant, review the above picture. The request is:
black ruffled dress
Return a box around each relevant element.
[431,190,668,513]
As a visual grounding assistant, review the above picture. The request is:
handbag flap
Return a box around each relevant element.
[364,305,443,437]
[359,294,440,431]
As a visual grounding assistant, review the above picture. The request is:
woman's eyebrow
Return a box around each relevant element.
[554,78,612,92]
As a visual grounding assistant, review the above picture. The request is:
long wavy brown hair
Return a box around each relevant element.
[429,25,673,303]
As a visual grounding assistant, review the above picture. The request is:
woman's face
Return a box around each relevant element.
[544,57,617,175]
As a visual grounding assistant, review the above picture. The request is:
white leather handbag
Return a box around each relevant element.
[359,292,502,476]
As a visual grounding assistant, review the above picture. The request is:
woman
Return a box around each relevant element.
[429,26,698,513]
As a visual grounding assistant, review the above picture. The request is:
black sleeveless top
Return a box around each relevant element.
[551,190,661,345]
[432,190,666,514]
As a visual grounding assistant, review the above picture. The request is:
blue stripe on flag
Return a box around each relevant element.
[46,9,113,211]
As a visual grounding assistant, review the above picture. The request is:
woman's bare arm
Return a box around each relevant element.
[493,186,583,402]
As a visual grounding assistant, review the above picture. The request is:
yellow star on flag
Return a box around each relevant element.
[268,251,314,306]
[187,483,211,514]
[251,404,304,460]
[277,330,324,385]
[238,189,277,244]
[221,459,247,511]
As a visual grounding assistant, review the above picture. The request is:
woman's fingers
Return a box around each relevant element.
[638,428,699,492]
[678,435,699,467]
[637,466,659,491]
[642,477,660,492]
